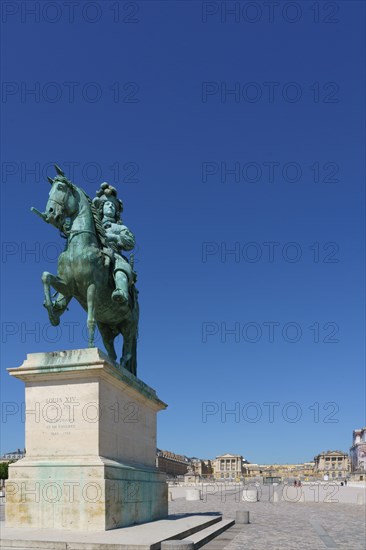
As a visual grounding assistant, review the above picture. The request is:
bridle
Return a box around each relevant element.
[67,229,97,244]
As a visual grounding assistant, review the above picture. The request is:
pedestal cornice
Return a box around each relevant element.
[7,347,167,412]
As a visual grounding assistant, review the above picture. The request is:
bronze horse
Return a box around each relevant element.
[32,167,139,375]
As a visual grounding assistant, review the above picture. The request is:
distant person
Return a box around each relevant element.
[344,479,347,486]
[294,480,297,487]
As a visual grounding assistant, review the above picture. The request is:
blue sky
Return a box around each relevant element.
[1,1,365,464]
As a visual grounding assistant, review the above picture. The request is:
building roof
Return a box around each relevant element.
[216,453,243,459]
[2,450,25,457]
[315,450,348,457]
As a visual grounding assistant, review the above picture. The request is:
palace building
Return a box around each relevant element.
[314,450,349,480]
[350,427,366,481]
[156,449,190,477]
[213,453,248,480]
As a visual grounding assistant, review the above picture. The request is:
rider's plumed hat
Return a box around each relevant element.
[93,183,123,218]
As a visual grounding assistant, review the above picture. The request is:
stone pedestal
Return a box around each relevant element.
[5,348,168,531]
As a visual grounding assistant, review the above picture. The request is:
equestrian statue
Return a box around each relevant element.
[31,165,139,375]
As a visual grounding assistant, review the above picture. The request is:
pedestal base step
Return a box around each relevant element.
[181,518,235,548]
[0,514,223,550]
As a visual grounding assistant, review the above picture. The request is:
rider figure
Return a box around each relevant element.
[93,183,135,306]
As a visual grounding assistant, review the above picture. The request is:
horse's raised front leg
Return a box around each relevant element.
[87,284,96,347]
[42,271,70,326]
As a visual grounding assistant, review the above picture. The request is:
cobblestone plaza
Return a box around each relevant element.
[169,486,366,549]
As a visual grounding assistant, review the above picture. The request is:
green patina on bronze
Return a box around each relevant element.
[31,165,139,375]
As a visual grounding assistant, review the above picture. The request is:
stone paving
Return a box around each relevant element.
[169,486,366,549]
[0,489,364,549]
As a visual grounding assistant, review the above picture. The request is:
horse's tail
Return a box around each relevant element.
[130,284,139,323]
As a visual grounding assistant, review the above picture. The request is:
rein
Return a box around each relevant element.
[67,229,98,244]
[49,198,66,209]
[54,185,104,250]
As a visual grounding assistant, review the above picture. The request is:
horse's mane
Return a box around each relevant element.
[50,166,119,256]
[74,184,119,254]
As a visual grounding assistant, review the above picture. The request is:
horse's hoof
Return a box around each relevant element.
[49,314,60,327]
[48,308,61,326]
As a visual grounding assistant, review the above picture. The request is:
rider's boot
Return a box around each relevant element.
[112,270,129,307]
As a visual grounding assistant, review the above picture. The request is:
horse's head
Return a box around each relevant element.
[44,166,79,229]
